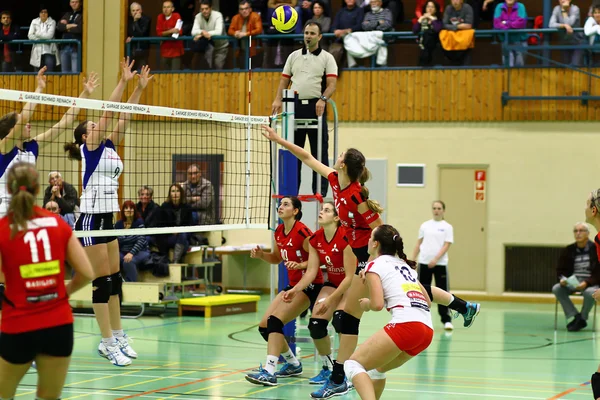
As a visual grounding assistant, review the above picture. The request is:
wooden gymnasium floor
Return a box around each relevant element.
[12,299,600,399]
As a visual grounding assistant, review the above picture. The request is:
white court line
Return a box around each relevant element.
[383,388,548,399]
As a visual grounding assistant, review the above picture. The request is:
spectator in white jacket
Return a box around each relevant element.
[584,5,600,65]
[28,7,60,71]
[191,0,229,70]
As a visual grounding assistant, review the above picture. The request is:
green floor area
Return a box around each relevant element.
[13,299,600,399]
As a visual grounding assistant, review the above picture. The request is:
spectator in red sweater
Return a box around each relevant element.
[156,0,184,71]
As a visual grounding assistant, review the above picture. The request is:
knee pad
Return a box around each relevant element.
[267,316,284,335]
[92,276,112,304]
[422,284,434,302]
[344,359,366,382]
[340,312,361,335]
[592,372,600,399]
[308,318,329,340]
[110,272,123,297]
[332,310,343,333]
[367,368,386,380]
[258,326,269,342]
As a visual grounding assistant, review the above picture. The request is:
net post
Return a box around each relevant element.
[317,114,323,197]
[245,36,253,227]
[270,118,279,303]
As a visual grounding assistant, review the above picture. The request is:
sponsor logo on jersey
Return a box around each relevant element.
[332,244,339,252]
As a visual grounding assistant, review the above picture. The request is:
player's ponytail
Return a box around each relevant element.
[344,149,384,215]
[7,162,40,238]
[64,120,87,161]
[373,225,417,268]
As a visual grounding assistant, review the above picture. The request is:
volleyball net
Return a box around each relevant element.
[0,88,272,239]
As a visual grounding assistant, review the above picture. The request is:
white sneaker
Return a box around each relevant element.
[115,334,138,359]
[98,342,132,366]
[444,322,454,331]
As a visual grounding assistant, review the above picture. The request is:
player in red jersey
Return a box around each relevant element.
[305,201,357,385]
[261,125,480,398]
[245,196,325,386]
[585,189,600,400]
[0,162,94,400]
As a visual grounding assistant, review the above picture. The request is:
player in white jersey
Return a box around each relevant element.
[344,224,434,400]
[64,58,152,367]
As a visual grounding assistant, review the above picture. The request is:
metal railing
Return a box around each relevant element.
[0,38,81,74]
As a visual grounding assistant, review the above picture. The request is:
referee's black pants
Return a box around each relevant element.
[418,263,452,324]
[294,98,329,197]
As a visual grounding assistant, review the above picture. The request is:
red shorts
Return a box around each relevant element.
[384,321,433,356]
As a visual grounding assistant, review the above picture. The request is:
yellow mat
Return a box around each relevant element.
[179,294,260,307]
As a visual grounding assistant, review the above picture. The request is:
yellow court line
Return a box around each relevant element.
[224,379,302,400]
[157,379,242,399]
[69,356,219,367]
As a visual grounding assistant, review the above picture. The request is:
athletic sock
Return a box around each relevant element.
[331,360,345,384]
[112,329,125,338]
[282,348,300,366]
[321,354,333,370]
[265,355,278,375]
[102,337,116,347]
[448,295,468,314]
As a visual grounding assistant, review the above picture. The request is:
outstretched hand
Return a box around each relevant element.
[36,66,47,90]
[137,65,153,89]
[83,72,100,95]
[120,57,138,82]
[261,125,282,143]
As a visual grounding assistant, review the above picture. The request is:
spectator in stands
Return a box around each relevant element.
[44,200,75,229]
[0,11,19,73]
[43,171,79,216]
[343,0,392,67]
[442,0,474,65]
[330,0,364,66]
[191,0,229,70]
[493,0,528,67]
[549,0,583,66]
[229,0,264,68]
[150,183,194,263]
[264,0,298,68]
[552,222,599,332]
[181,164,215,225]
[156,0,184,71]
[136,185,158,224]
[413,0,443,66]
[57,0,83,73]
[115,200,151,282]
[584,4,600,65]
[126,2,152,71]
[481,0,504,21]
[414,0,445,23]
[179,0,197,35]
[28,7,59,72]
[307,1,332,33]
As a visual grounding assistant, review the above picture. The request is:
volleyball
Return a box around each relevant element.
[271,5,298,34]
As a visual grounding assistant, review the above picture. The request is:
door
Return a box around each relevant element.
[439,166,487,291]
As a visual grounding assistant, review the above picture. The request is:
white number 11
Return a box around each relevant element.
[24,229,52,263]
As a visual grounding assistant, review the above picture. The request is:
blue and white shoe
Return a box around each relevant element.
[461,302,481,328]
[275,361,303,377]
[98,342,132,367]
[309,367,332,384]
[115,334,138,359]
[245,365,277,386]
[310,377,349,399]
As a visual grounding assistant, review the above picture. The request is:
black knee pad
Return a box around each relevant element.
[592,372,600,399]
[92,276,112,304]
[340,312,361,335]
[422,284,434,302]
[308,318,330,339]
[110,272,123,296]
[332,310,343,333]
[267,316,284,335]
[258,326,269,342]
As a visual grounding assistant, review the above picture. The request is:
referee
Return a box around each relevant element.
[271,21,338,198]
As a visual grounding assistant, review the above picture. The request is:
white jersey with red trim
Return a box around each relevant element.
[366,255,433,328]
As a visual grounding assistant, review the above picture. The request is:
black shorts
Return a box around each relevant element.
[76,213,116,246]
[352,245,370,274]
[323,281,338,289]
[0,324,74,364]
[284,283,324,309]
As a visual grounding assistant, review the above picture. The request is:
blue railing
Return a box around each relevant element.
[0,38,81,74]
[126,27,596,71]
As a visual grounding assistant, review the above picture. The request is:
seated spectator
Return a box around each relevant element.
[362,0,393,32]
[192,0,229,70]
[552,222,600,332]
[149,183,194,263]
[179,0,197,35]
[549,0,583,66]
[127,2,152,71]
[115,200,151,282]
[57,0,83,73]
[481,0,504,21]
[156,0,184,71]
[181,164,215,226]
[493,0,528,67]
[441,0,474,65]
[413,0,443,66]
[28,7,59,72]
[584,5,600,65]
[44,201,75,229]
[413,0,445,23]
[43,171,79,216]
[330,0,365,67]
[0,10,19,73]
[264,0,298,68]
[344,0,391,67]
[307,0,332,33]
[229,1,264,68]
[136,185,158,224]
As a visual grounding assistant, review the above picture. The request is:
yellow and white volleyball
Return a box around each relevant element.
[271,5,298,34]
